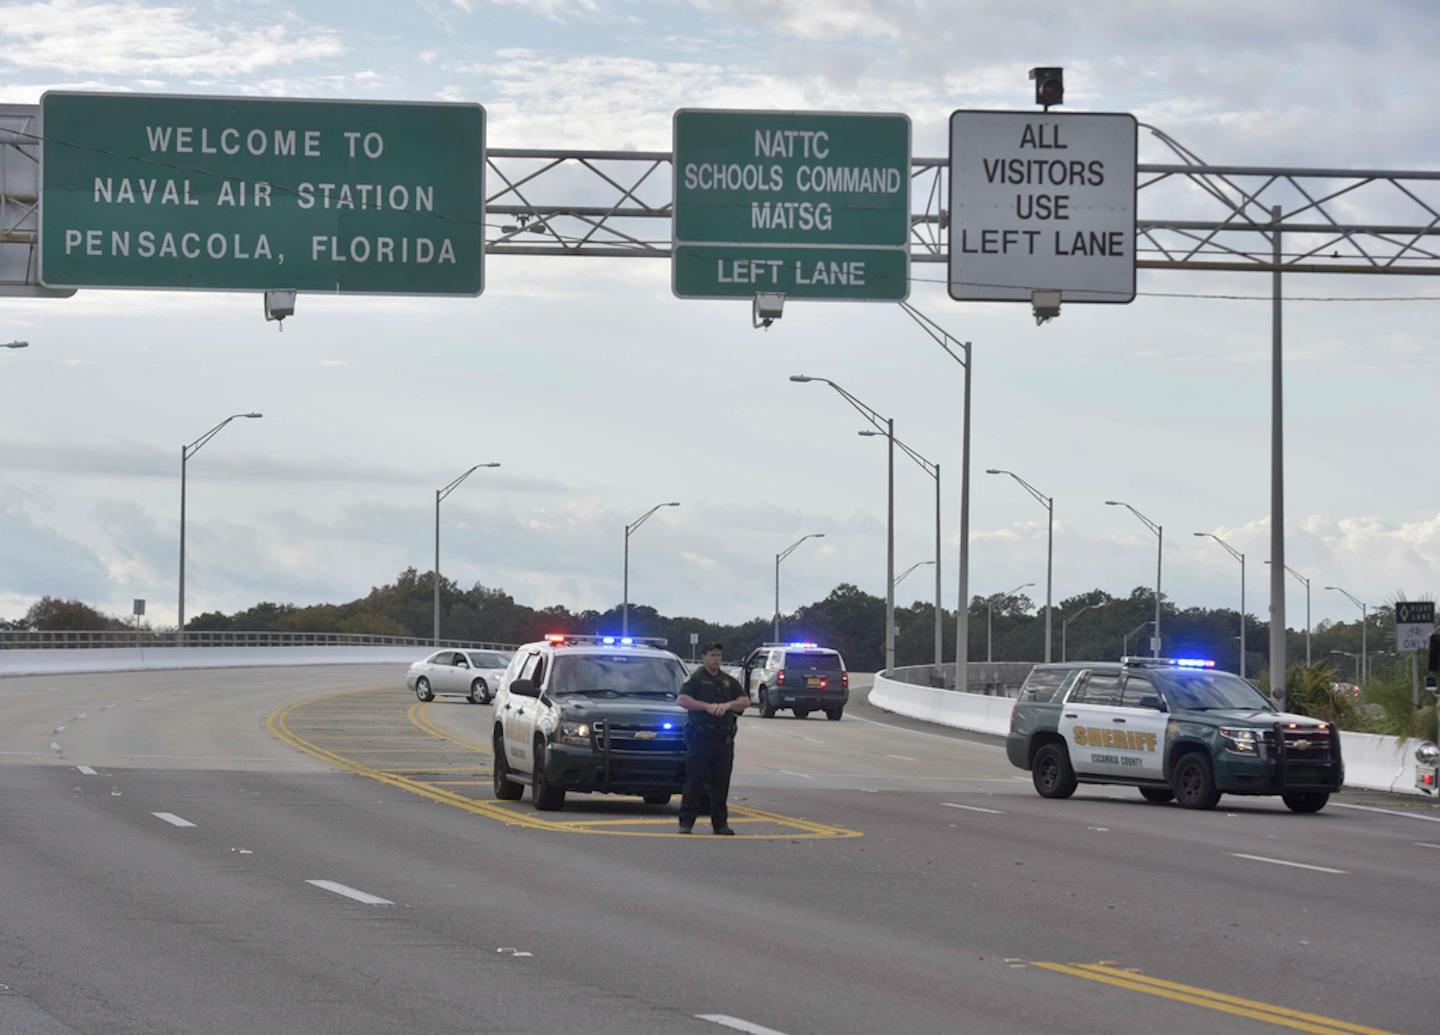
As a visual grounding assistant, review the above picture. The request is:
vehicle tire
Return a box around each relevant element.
[1031,742,1077,799]
[414,677,434,703]
[532,741,566,811]
[492,730,523,800]
[1139,787,1175,803]
[1171,752,1221,810]
[469,678,489,705]
[794,709,811,719]
[759,688,776,719]
[643,794,671,806]
[1282,791,1329,814]
[825,707,844,721]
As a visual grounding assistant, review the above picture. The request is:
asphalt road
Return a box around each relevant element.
[1,664,1435,1034]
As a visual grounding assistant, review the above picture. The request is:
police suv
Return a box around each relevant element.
[1006,657,1344,812]
[491,634,689,811]
[739,642,849,720]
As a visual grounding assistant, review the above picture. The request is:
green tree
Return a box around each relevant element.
[25,596,124,631]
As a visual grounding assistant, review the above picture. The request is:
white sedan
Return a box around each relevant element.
[406,649,513,704]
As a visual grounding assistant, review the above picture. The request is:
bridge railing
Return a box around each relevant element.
[0,629,518,651]
[884,662,1034,698]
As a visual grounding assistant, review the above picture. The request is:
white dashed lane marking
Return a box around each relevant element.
[777,769,814,780]
[152,812,197,828]
[697,1015,789,1035]
[940,802,1005,815]
[887,754,918,761]
[1230,853,1347,874]
[1333,802,1440,824]
[76,766,97,775]
[306,880,393,906]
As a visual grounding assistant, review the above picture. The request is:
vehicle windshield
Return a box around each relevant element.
[1158,670,1272,711]
[466,651,510,668]
[784,652,842,673]
[549,654,686,696]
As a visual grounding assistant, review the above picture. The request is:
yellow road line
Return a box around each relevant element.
[1034,963,1395,1035]
[409,701,493,753]
[268,692,860,840]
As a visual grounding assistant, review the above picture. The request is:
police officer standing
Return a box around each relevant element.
[676,641,747,834]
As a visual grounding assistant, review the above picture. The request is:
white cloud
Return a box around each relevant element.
[0,1,343,78]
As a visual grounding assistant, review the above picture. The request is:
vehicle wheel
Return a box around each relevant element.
[492,730,523,800]
[1171,752,1221,810]
[532,741,566,811]
[1282,791,1329,814]
[414,677,434,703]
[759,688,776,719]
[469,678,489,705]
[1031,742,1077,799]
[1139,787,1175,803]
[794,709,811,719]
[643,794,671,806]
[825,707,844,721]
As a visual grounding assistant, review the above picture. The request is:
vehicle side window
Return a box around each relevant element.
[531,655,548,688]
[432,651,454,666]
[454,653,469,667]
[1072,671,1121,706]
[1121,675,1163,710]
[1020,668,1066,703]
[517,652,540,682]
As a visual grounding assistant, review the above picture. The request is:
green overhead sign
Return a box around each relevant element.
[39,92,485,295]
[672,109,910,301]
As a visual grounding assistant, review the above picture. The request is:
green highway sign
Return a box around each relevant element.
[672,108,910,301]
[673,245,908,300]
[39,92,484,295]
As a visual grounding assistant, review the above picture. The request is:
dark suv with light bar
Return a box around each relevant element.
[1006,657,1344,812]
[491,634,689,811]
[740,642,850,720]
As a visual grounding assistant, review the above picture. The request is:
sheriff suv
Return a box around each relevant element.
[491,634,688,811]
[740,642,849,720]
[1006,657,1344,813]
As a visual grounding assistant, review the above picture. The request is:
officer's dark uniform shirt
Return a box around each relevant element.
[681,667,745,731]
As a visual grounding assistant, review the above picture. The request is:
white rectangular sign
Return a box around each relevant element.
[1396,600,1435,652]
[948,110,1137,303]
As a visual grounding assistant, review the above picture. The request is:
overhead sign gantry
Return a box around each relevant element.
[671,108,911,305]
[38,92,485,295]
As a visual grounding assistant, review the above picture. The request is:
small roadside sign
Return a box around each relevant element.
[673,108,910,301]
[1396,600,1435,652]
[133,598,146,616]
[948,110,1136,304]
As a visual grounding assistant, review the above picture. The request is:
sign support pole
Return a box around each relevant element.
[1269,205,1288,706]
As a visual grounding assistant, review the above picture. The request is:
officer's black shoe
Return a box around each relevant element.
[678,822,694,834]
[712,825,735,836]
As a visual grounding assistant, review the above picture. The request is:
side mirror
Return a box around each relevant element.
[509,678,538,698]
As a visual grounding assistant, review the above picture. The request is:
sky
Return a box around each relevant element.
[1,0,1438,635]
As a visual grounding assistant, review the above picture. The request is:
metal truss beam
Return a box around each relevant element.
[4,107,1439,294]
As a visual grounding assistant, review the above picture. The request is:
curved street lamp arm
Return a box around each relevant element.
[778,533,824,564]
[988,469,1051,510]
[185,412,263,459]
[862,430,936,478]
[1194,531,1243,563]
[627,501,679,536]
[899,300,969,370]
[1106,499,1160,537]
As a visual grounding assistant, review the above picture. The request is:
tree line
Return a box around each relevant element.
[3,568,1413,675]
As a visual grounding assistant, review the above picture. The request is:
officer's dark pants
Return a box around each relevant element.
[680,725,734,829]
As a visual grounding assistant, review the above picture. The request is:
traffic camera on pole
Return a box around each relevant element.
[1028,67,1064,110]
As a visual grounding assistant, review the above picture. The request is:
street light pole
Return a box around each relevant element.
[899,303,971,693]
[1195,532,1246,678]
[1123,620,1153,660]
[1265,561,1313,667]
[1061,603,1102,663]
[775,533,825,642]
[1325,585,1370,684]
[178,412,262,642]
[988,469,1054,662]
[623,501,680,636]
[987,582,1034,663]
[434,462,501,645]
[1106,500,1163,657]
[790,375,896,672]
[862,429,941,666]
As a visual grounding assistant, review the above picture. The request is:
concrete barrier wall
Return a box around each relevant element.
[0,646,424,678]
[870,670,1424,796]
